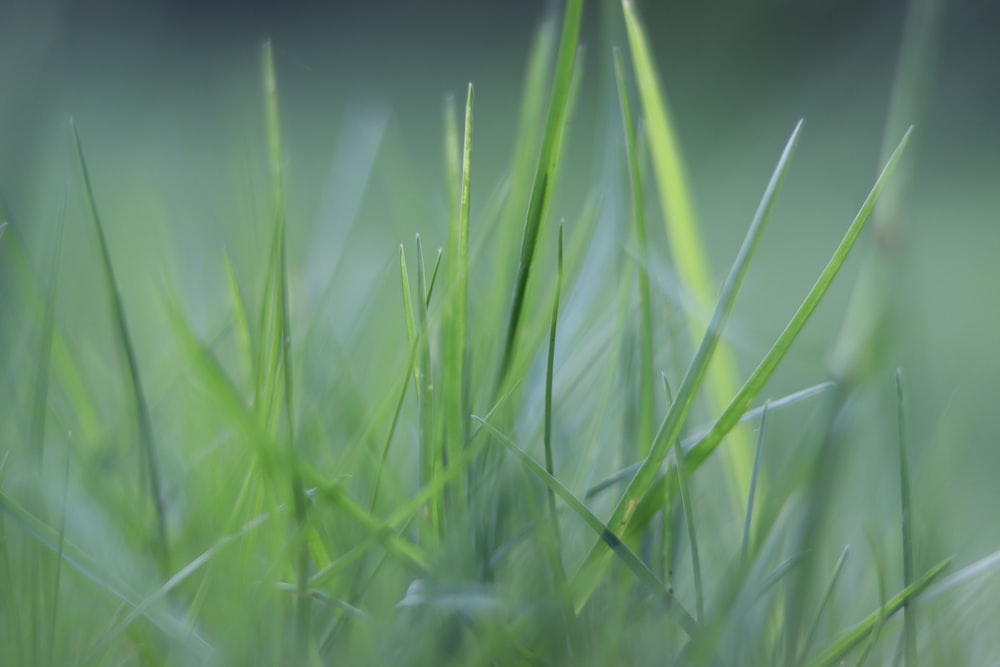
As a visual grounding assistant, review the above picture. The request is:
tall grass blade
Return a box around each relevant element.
[71,120,170,576]
[572,121,802,605]
[497,0,583,386]
[443,83,474,529]
[261,40,312,655]
[543,226,565,561]
[621,0,756,504]
[896,369,917,666]
[684,128,914,476]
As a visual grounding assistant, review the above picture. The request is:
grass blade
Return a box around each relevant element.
[613,45,655,460]
[801,545,850,659]
[622,0,756,504]
[572,120,803,606]
[667,373,704,625]
[806,559,949,667]
[741,401,769,562]
[896,369,917,666]
[497,0,583,386]
[684,128,914,476]
[443,83,474,526]
[472,415,699,640]
[261,40,312,655]
[585,381,834,499]
[71,120,169,576]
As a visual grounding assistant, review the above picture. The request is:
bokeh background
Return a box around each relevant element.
[3,0,1000,654]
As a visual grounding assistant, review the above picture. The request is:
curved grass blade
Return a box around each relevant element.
[543,226,566,564]
[622,0,756,503]
[497,0,583,387]
[806,559,950,667]
[684,128,914,476]
[71,120,169,576]
[572,121,803,606]
[472,415,699,640]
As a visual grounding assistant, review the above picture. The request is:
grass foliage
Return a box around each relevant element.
[0,1,993,665]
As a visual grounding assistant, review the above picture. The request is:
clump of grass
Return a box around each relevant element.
[0,0,991,665]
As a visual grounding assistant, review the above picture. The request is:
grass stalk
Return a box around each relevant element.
[71,120,170,577]
[896,369,917,666]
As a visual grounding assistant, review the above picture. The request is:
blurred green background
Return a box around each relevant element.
[2,0,1000,651]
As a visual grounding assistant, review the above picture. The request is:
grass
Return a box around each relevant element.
[0,0,996,665]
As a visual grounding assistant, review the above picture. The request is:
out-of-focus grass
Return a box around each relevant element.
[3,0,1000,664]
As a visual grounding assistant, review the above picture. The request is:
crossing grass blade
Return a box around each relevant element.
[585,382,835,499]
[471,415,700,640]
[806,560,950,667]
[71,120,170,577]
[571,120,803,607]
[497,0,583,387]
[621,0,756,505]
[683,128,914,477]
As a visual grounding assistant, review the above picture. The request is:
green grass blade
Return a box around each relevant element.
[71,120,170,576]
[685,128,914,475]
[80,513,271,667]
[472,415,699,640]
[414,235,438,541]
[896,369,917,667]
[261,40,311,654]
[806,559,950,667]
[223,250,255,390]
[665,373,704,626]
[443,83,474,526]
[801,545,850,659]
[497,0,583,386]
[621,0,756,504]
[585,381,834,499]
[613,45,655,460]
[572,121,803,603]
[542,226,569,602]
[741,401,769,561]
